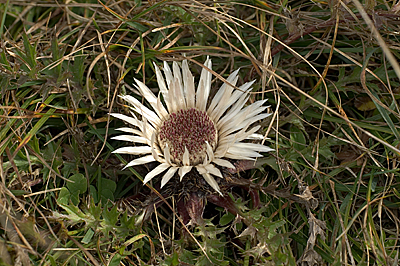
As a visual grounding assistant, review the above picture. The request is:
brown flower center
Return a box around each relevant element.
[157,108,217,165]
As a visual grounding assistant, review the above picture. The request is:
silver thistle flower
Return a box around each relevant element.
[111,58,273,195]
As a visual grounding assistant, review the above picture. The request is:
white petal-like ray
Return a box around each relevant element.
[230,142,275,153]
[196,57,212,111]
[213,135,235,158]
[113,146,152,155]
[223,152,258,161]
[124,155,156,169]
[172,62,186,110]
[204,163,223,178]
[211,80,255,123]
[247,133,265,140]
[111,113,141,128]
[143,163,170,184]
[163,144,172,166]
[212,158,235,169]
[153,62,172,112]
[163,61,174,87]
[207,69,239,116]
[151,132,161,161]
[115,127,138,133]
[222,113,271,138]
[161,167,178,188]
[196,165,207,175]
[182,60,195,108]
[115,127,144,137]
[140,116,155,141]
[219,107,271,138]
[134,78,168,119]
[111,135,149,145]
[216,134,235,147]
[236,100,269,123]
[225,143,273,160]
[216,92,252,130]
[171,76,186,111]
[205,141,214,163]
[234,125,261,142]
[120,95,161,127]
[182,147,190,166]
[179,166,192,181]
[221,84,253,114]
[216,124,256,150]
[230,80,255,101]
[172,61,183,91]
[163,61,178,113]
[201,172,221,196]
[226,148,262,158]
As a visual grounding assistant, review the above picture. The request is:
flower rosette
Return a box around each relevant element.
[111,58,274,195]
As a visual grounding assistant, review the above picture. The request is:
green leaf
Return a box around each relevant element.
[71,52,86,85]
[0,49,11,71]
[81,228,94,244]
[126,21,148,33]
[132,0,167,20]
[50,37,65,77]
[67,173,87,194]
[98,178,116,203]
[88,198,102,221]
[70,192,81,206]
[100,178,116,193]
[89,185,98,203]
[0,0,9,37]
[41,139,63,182]
[103,204,119,227]
[290,126,306,151]
[369,89,400,141]
[219,212,235,226]
[99,189,114,203]
[57,187,71,205]
[57,203,89,223]
[21,33,38,77]
[108,253,123,266]
[123,234,147,246]
[171,251,179,266]
[66,173,87,205]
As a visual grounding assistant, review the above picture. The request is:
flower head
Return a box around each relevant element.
[111,58,273,195]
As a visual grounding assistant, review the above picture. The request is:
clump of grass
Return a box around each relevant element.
[0,0,400,265]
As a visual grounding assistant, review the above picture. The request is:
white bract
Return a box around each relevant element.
[111,58,274,195]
